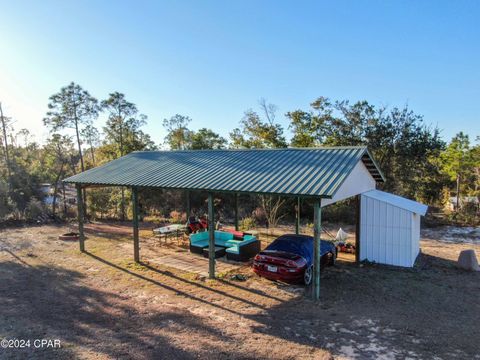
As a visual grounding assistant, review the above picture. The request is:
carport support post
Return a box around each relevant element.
[234,193,239,231]
[186,190,191,218]
[208,192,215,279]
[132,187,140,263]
[76,184,85,252]
[313,198,322,300]
[355,194,361,263]
[295,197,301,235]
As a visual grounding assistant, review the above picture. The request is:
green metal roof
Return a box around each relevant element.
[63,146,384,198]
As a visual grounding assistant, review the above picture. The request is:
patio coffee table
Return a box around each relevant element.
[153,224,187,245]
[202,246,226,259]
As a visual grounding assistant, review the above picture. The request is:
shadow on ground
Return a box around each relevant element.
[2,239,479,359]
[0,257,257,360]
[87,249,480,359]
[243,253,480,359]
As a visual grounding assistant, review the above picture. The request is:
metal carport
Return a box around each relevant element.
[64,146,385,300]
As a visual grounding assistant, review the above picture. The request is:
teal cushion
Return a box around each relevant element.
[226,246,240,254]
[215,231,234,241]
[215,239,229,247]
[213,231,233,246]
[191,232,255,253]
[191,240,209,248]
[238,237,256,246]
[190,232,209,243]
[225,237,257,254]
[225,240,242,247]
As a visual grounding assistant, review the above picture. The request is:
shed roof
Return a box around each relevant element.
[362,189,428,215]
[64,146,384,198]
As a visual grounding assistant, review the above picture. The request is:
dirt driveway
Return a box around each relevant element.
[0,224,479,359]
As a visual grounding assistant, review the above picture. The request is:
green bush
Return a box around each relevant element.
[0,181,12,220]
[322,200,356,224]
[239,216,256,231]
[169,210,184,223]
[87,188,113,219]
[24,198,45,220]
[450,202,480,226]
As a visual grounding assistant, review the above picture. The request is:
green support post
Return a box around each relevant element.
[313,198,322,300]
[186,190,191,218]
[295,197,301,235]
[208,192,215,279]
[132,187,140,263]
[76,184,85,252]
[355,194,361,264]
[234,193,239,231]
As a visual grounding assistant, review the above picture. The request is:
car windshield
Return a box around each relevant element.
[265,235,313,262]
[265,235,334,263]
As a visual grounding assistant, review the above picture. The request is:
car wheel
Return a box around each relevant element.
[304,265,313,285]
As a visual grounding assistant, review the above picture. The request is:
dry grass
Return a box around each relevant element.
[0,222,479,359]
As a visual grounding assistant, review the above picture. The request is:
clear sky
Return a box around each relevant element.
[1,0,479,146]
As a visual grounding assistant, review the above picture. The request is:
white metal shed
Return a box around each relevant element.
[360,190,428,267]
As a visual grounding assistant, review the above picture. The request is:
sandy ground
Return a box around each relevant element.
[0,223,479,360]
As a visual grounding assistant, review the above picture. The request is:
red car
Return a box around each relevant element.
[252,234,336,285]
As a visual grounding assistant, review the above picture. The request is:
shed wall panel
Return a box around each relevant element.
[360,195,414,267]
[411,214,420,266]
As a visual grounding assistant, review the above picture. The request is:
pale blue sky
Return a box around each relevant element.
[1,0,479,145]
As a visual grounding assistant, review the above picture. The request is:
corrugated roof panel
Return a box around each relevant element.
[361,190,427,215]
[63,146,384,198]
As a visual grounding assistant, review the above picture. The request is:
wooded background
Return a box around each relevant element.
[1,83,479,226]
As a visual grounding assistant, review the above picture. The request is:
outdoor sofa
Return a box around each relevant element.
[189,230,260,262]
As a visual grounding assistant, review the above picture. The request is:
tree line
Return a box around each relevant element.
[0,82,479,225]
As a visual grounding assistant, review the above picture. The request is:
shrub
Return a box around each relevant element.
[239,216,256,231]
[24,198,45,220]
[252,207,266,224]
[87,188,113,220]
[169,210,183,223]
[0,181,15,221]
[454,202,480,226]
[322,200,356,224]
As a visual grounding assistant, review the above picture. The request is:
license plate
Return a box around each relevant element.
[267,265,277,273]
